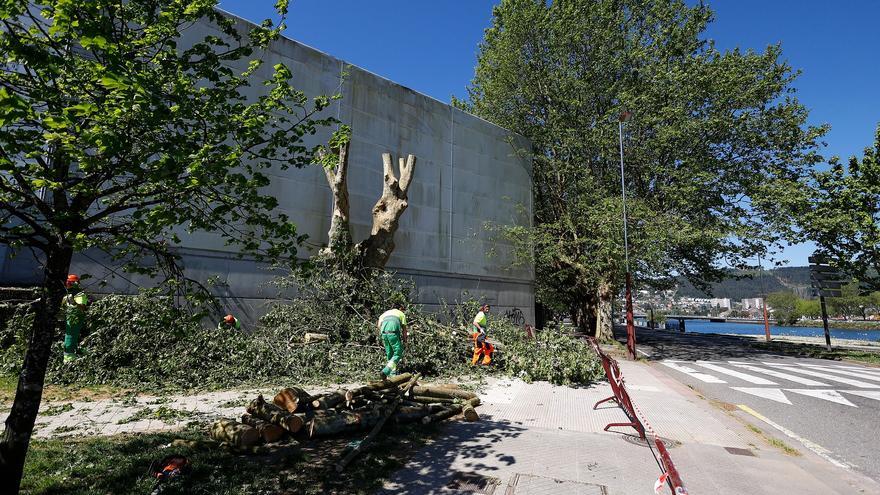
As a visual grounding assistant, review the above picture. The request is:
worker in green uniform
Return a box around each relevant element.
[377,303,407,378]
[63,274,89,362]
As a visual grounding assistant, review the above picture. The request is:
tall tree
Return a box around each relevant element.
[793,125,880,292]
[461,0,825,338]
[0,0,341,489]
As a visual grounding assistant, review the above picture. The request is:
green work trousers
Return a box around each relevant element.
[381,331,404,377]
[64,318,83,357]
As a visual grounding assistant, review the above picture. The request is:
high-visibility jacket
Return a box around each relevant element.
[379,309,407,329]
[64,289,89,326]
[473,311,487,330]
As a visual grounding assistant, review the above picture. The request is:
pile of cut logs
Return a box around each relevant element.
[209,373,480,467]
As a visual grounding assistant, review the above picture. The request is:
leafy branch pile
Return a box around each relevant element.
[1,265,602,390]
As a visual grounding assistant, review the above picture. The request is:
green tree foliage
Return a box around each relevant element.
[767,291,800,325]
[827,281,871,320]
[460,0,825,339]
[793,125,880,291]
[795,298,821,320]
[0,1,343,488]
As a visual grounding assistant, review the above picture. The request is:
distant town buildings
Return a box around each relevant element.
[709,298,731,309]
[741,298,764,310]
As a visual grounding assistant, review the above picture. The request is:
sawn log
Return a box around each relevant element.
[247,395,303,433]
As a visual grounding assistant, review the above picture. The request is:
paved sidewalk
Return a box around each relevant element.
[382,359,880,494]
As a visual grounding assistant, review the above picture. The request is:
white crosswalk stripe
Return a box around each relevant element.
[660,361,726,383]
[659,359,880,407]
[785,389,857,407]
[727,362,829,386]
[761,363,880,388]
[841,390,880,402]
[694,362,777,385]
[794,364,880,382]
[731,387,791,404]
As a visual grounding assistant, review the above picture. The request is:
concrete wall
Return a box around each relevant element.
[0,10,535,325]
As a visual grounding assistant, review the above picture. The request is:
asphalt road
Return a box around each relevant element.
[619,327,880,483]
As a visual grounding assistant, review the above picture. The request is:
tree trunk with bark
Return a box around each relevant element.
[356,153,417,269]
[247,395,303,433]
[320,142,354,257]
[410,386,477,401]
[273,387,315,413]
[211,419,261,448]
[318,144,417,271]
[595,280,615,342]
[0,246,72,493]
[240,414,287,443]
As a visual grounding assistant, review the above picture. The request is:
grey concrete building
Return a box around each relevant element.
[0,10,535,325]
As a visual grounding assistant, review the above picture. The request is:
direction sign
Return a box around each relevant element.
[810,279,845,290]
[815,289,843,298]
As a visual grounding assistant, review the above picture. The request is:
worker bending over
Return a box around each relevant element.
[378,303,407,378]
[471,304,494,365]
[218,314,242,331]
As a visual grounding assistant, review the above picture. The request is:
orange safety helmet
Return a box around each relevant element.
[66,274,80,287]
[224,314,235,324]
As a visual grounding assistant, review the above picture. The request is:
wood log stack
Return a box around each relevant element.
[208,374,481,460]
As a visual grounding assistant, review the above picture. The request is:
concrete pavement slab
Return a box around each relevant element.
[383,360,880,494]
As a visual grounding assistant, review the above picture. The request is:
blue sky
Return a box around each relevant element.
[219,0,880,266]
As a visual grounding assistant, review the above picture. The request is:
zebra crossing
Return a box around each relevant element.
[661,359,880,407]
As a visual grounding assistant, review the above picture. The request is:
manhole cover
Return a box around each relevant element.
[505,474,608,494]
[620,435,678,449]
[724,446,756,456]
[446,471,500,494]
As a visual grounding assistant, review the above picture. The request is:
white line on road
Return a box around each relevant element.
[727,363,829,386]
[737,404,852,471]
[636,348,651,358]
[695,362,777,385]
[661,361,727,383]
[731,387,792,404]
[841,390,880,402]
[785,389,857,407]
[794,364,880,382]
[761,363,880,388]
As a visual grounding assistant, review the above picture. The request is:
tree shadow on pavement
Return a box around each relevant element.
[613,325,797,362]
[378,419,527,494]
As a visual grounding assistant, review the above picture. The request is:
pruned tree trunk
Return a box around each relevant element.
[318,144,418,272]
[320,141,354,257]
[595,280,614,342]
[410,386,477,401]
[356,153,417,269]
[211,419,261,449]
[0,245,72,493]
[247,395,303,433]
[273,387,314,414]
[239,414,286,443]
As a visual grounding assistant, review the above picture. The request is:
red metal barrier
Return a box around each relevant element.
[588,338,688,495]
[591,344,645,439]
[655,438,688,494]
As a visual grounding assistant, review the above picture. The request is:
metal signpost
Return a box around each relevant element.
[808,255,844,351]
[618,111,636,360]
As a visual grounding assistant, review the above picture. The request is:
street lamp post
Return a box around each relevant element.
[618,111,636,360]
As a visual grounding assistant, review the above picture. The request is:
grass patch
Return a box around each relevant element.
[750,340,880,366]
[52,425,81,435]
[218,397,250,409]
[22,422,440,494]
[743,422,801,457]
[0,376,129,405]
[41,403,74,416]
[117,406,196,425]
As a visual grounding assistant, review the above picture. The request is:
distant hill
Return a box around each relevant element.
[676,266,812,300]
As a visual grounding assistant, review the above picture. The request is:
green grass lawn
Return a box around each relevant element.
[22,423,439,494]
